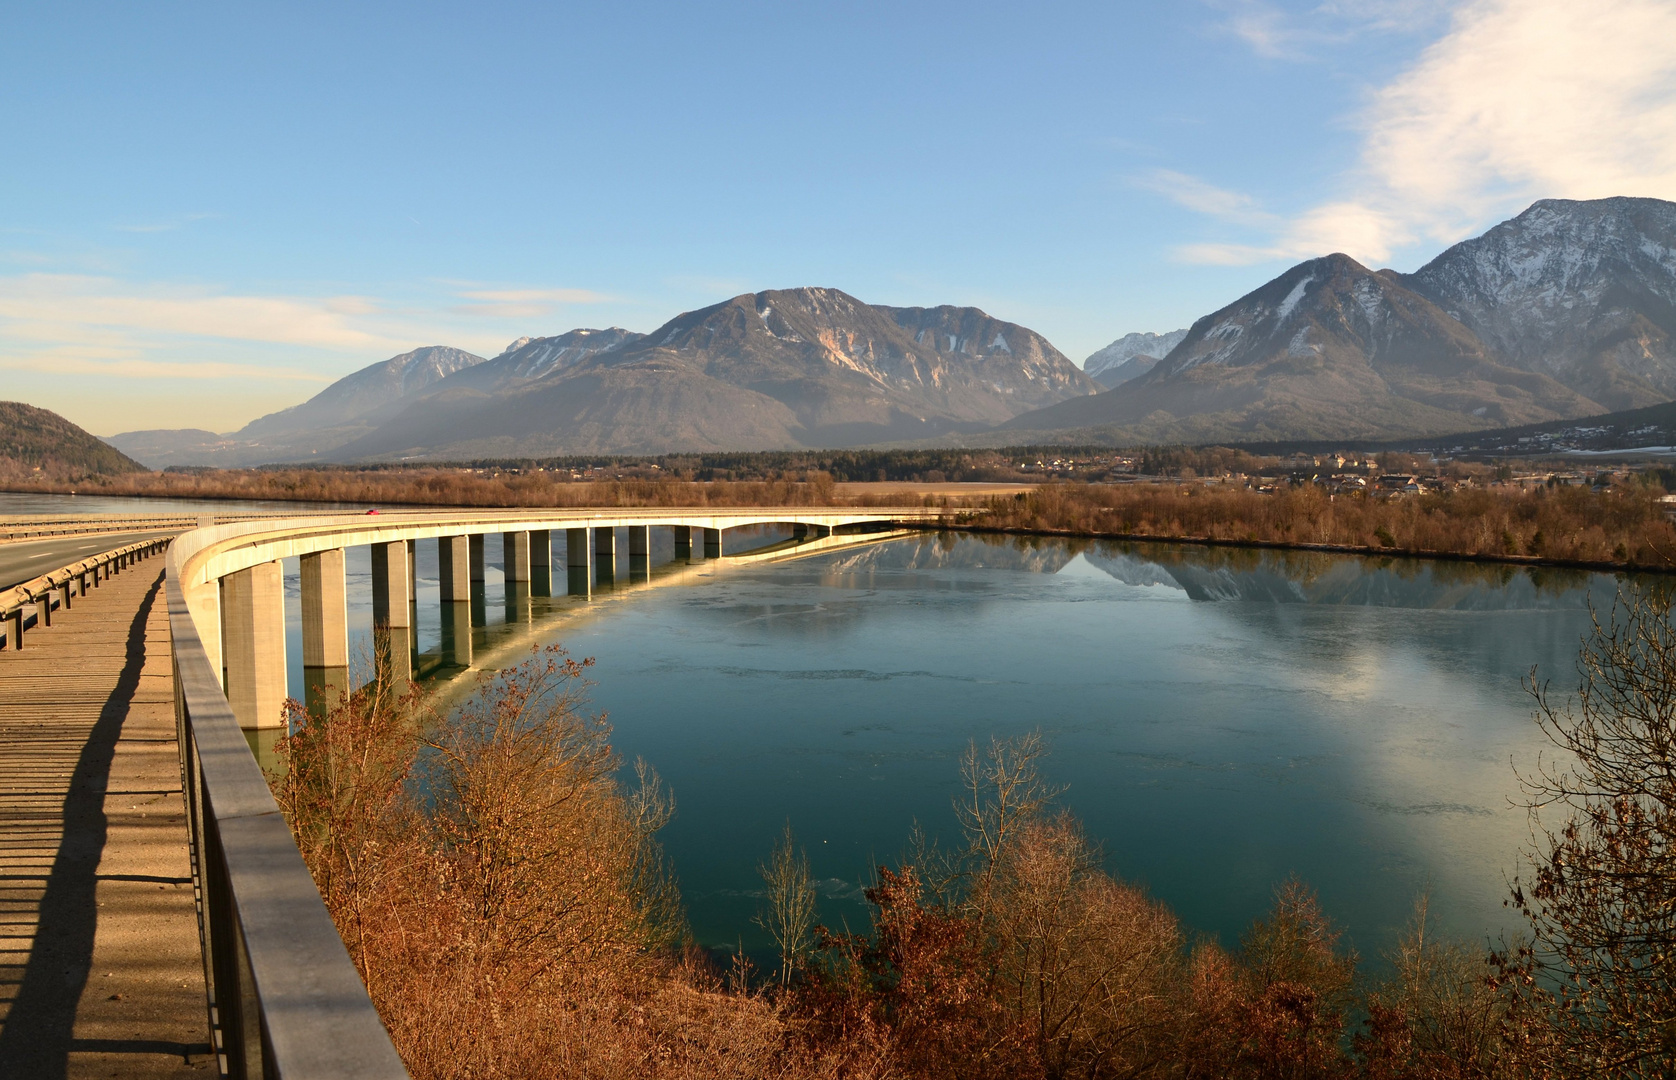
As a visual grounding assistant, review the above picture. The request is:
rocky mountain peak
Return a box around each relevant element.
[1404,196,1676,409]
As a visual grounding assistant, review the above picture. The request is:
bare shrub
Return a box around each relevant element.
[1507,583,1676,1076]
[757,822,819,988]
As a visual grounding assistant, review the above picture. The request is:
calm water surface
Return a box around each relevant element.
[7,492,1612,963]
[429,531,1617,965]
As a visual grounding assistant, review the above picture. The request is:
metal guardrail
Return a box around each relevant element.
[0,512,297,541]
[164,553,414,1079]
[0,537,171,650]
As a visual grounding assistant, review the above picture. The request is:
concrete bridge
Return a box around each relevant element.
[4,504,949,1078]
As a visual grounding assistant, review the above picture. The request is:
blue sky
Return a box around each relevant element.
[4,0,1675,435]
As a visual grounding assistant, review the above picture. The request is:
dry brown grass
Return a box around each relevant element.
[271,647,892,1080]
[973,482,1676,570]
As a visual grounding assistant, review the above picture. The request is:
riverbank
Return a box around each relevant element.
[962,481,1676,574]
[8,468,1669,574]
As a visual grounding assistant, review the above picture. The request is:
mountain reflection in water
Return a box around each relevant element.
[291,530,1625,970]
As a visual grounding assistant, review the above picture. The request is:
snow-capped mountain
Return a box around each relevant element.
[240,345,487,437]
[1003,253,1595,443]
[108,345,489,466]
[329,288,1098,458]
[1084,329,1188,388]
[1403,197,1676,410]
[431,328,646,395]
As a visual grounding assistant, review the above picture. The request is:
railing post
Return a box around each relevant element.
[4,607,21,650]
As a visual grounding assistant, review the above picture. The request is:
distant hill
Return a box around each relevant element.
[1084,329,1187,389]
[0,401,147,481]
[328,288,1097,459]
[1001,253,1597,444]
[108,345,487,467]
[995,196,1676,447]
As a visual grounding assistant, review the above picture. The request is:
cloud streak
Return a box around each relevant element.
[1174,0,1676,265]
[1213,0,1450,61]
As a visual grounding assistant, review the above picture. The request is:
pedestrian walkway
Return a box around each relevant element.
[0,557,212,1078]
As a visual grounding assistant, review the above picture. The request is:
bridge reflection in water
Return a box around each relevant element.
[164,507,944,1079]
[174,509,942,758]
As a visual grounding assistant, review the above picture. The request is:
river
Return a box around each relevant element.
[399,530,1612,967]
[3,492,1616,965]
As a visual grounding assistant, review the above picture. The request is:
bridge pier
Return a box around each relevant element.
[530,529,552,597]
[628,525,650,581]
[370,540,410,626]
[440,600,472,668]
[596,526,616,585]
[566,528,591,597]
[672,525,692,560]
[703,527,723,558]
[503,530,530,583]
[300,549,349,718]
[469,534,487,590]
[220,561,287,729]
[504,532,533,620]
[439,535,471,603]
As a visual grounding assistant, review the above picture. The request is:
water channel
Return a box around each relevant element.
[1,493,1625,965]
[332,526,1614,967]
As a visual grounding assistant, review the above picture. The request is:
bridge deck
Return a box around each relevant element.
[0,561,211,1077]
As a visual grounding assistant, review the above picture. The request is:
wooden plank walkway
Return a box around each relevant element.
[0,556,212,1077]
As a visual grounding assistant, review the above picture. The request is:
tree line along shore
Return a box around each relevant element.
[6,453,1676,574]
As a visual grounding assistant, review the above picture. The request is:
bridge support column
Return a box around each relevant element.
[703,527,723,559]
[503,531,530,582]
[792,523,809,540]
[440,600,472,669]
[469,534,487,588]
[628,525,650,582]
[672,525,691,560]
[221,561,287,730]
[370,541,410,627]
[595,526,616,585]
[530,529,552,597]
[301,548,349,718]
[439,536,471,602]
[566,528,591,597]
[370,539,413,684]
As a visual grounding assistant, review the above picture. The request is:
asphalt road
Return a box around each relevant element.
[0,530,179,592]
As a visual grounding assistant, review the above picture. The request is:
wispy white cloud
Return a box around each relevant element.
[0,351,332,382]
[1134,169,1280,228]
[112,211,219,234]
[1212,0,1451,61]
[0,273,406,351]
[448,285,611,319]
[1171,0,1676,265]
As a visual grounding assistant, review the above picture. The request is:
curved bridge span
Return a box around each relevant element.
[162,505,948,1078]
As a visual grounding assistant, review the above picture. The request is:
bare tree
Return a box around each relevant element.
[1513,583,1676,1075]
[756,820,818,988]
